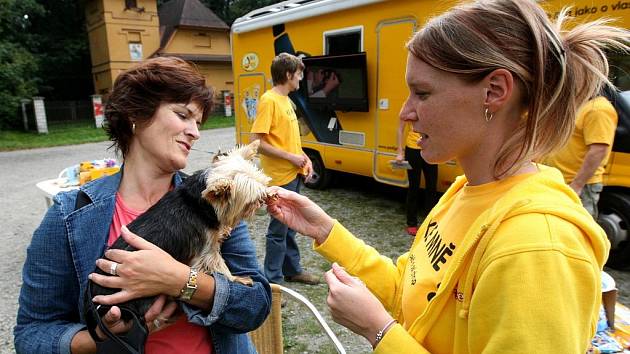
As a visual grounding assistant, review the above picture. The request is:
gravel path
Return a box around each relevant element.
[2,126,628,353]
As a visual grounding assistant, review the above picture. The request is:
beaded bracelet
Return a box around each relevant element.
[373,319,397,349]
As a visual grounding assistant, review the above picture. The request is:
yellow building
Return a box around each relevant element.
[85,0,233,98]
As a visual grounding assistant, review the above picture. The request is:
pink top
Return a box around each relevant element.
[107,193,214,354]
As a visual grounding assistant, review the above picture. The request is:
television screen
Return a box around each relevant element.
[301,52,369,112]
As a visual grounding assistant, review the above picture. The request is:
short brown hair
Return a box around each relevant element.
[270,53,304,85]
[104,56,214,158]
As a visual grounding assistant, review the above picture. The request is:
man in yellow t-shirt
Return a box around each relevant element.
[545,96,618,218]
[251,53,319,285]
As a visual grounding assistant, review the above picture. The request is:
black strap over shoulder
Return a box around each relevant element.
[85,281,148,354]
[75,190,92,211]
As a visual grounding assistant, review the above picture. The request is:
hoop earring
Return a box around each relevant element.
[484,108,494,123]
[132,122,136,134]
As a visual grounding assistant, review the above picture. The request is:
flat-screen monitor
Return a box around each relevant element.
[301,52,369,112]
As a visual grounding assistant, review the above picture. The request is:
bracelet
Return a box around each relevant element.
[373,319,397,349]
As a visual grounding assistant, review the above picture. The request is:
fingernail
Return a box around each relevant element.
[88,274,93,280]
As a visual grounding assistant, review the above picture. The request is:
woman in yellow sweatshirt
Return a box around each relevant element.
[267,0,628,352]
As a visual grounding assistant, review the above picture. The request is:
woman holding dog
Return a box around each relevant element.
[15,57,270,354]
[266,0,628,352]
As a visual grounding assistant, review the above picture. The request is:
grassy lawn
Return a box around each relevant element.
[0,114,234,151]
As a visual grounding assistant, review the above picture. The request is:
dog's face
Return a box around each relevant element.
[201,140,270,227]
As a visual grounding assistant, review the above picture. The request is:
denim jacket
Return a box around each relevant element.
[15,171,271,354]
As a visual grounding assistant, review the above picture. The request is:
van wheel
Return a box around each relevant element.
[304,151,332,190]
[598,191,630,269]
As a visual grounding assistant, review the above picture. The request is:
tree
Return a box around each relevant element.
[0,0,43,129]
[29,0,93,100]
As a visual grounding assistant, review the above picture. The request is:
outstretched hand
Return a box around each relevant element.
[265,186,334,244]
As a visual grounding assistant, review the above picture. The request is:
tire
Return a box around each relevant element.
[304,151,332,190]
[598,191,630,269]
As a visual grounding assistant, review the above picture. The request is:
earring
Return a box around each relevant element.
[132,122,136,134]
[484,108,494,122]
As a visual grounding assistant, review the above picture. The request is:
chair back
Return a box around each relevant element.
[249,284,283,354]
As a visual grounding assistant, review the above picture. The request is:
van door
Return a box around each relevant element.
[236,73,267,145]
[373,18,416,186]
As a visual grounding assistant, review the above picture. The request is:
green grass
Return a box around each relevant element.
[0,114,235,151]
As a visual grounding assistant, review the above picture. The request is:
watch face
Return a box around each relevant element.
[180,287,196,300]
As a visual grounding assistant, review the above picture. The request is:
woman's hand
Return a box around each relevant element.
[89,226,190,304]
[92,294,178,342]
[144,294,180,333]
[325,263,393,347]
[93,306,133,341]
[266,186,334,244]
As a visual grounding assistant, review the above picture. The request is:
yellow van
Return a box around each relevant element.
[231,0,630,268]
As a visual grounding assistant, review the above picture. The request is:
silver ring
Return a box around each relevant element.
[153,318,161,329]
[109,262,118,276]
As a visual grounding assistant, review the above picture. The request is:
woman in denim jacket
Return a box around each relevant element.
[14,57,271,354]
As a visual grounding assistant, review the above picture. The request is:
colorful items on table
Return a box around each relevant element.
[589,302,630,353]
[58,159,120,187]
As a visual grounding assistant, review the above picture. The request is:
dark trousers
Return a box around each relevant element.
[264,177,303,283]
[405,146,438,227]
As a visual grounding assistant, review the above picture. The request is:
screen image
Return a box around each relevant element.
[300,52,369,112]
[305,67,364,99]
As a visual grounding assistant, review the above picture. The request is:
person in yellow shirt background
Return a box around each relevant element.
[545,95,618,218]
[396,120,438,236]
[264,0,627,352]
[251,53,320,286]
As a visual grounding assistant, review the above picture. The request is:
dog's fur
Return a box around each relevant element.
[85,140,270,332]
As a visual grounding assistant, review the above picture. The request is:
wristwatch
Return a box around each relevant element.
[178,268,199,301]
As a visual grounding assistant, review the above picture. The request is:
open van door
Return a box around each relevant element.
[373,18,416,187]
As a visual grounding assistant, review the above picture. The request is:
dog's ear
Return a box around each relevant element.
[241,140,260,161]
[202,178,233,203]
[212,149,227,163]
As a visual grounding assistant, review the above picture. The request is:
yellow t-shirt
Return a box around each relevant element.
[406,131,421,150]
[250,90,303,186]
[401,172,533,343]
[404,124,421,150]
[545,96,617,184]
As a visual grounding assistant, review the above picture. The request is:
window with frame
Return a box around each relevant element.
[324,27,363,55]
[193,32,211,48]
[125,0,138,10]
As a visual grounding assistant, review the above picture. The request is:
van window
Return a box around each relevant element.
[324,26,363,55]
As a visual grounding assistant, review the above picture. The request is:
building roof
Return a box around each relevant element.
[158,0,229,49]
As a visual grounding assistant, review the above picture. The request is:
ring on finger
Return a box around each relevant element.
[153,318,161,329]
[109,262,118,276]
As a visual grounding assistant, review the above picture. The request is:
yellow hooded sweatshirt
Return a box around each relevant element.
[315,166,609,353]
